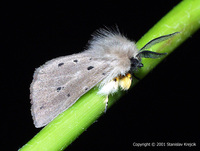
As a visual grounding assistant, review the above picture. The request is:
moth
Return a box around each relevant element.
[30,29,179,128]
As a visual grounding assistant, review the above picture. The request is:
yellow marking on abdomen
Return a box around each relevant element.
[119,73,132,90]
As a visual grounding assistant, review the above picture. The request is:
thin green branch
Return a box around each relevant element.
[20,0,200,150]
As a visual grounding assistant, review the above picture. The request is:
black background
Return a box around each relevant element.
[1,1,199,150]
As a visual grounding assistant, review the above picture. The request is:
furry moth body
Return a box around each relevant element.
[30,29,179,128]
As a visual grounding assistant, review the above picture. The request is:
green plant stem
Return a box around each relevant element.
[20,0,200,151]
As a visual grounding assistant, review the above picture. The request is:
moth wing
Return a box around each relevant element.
[30,53,111,128]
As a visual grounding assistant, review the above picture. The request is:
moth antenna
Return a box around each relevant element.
[137,51,167,59]
[139,32,180,51]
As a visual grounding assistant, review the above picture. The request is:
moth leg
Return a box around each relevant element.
[132,73,141,80]
[119,73,132,90]
[103,73,132,113]
[104,95,109,113]
[98,77,119,95]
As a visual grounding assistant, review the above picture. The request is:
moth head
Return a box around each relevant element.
[130,57,143,71]
[130,50,167,71]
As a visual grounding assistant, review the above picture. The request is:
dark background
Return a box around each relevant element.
[1,1,199,150]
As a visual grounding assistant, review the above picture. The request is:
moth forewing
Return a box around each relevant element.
[30,53,112,128]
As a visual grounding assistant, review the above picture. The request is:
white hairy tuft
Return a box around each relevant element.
[85,28,139,94]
